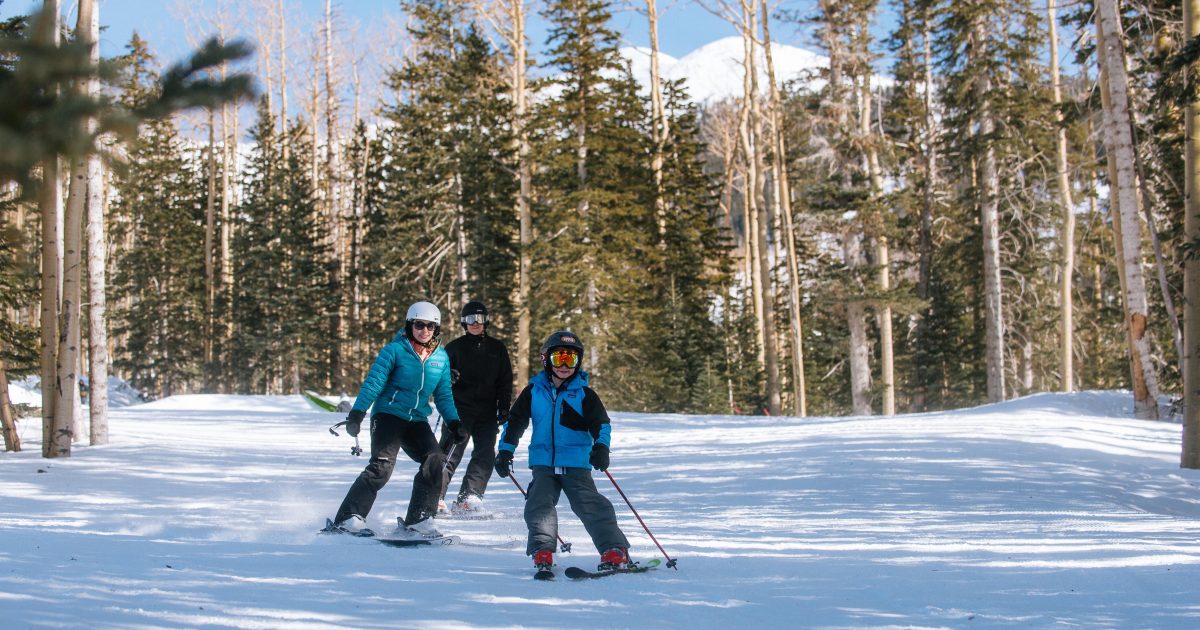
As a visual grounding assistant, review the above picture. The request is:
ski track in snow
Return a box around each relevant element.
[2,390,1200,628]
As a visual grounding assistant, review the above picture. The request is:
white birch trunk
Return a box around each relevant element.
[478,0,532,385]
[204,109,216,382]
[1049,0,1075,393]
[219,39,234,353]
[1183,0,1200,467]
[761,0,806,416]
[822,1,870,414]
[1096,0,1160,419]
[510,0,532,385]
[973,20,1006,403]
[38,0,60,457]
[914,14,939,411]
[647,0,669,241]
[739,0,780,415]
[56,0,95,455]
[324,0,343,392]
[82,0,107,444]
[1,353,20,452]
[845,232,871,416]
[860,69,893,416]
[278,0,290,152]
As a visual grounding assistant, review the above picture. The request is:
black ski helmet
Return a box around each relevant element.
[540,330,584,370]
[460,300,489,329]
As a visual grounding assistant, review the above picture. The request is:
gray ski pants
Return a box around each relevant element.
[524,465,630,556]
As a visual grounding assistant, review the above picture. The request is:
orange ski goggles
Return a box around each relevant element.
[548,348,580,369]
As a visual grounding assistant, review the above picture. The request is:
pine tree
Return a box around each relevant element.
[530,0,660,409]
[366,0,516,346]
[656,79,730,412]
[108,35,209,399]
[231,103,332,393]
[0,193,38,374]
[451,26,518,331]
[342,119,385,387]
[933,0,1058,403]
[0,11,38,377]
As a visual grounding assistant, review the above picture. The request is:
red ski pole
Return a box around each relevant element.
[605,470,678,569]
[508,474,573,553]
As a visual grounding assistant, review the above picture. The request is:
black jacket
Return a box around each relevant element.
[444,332,514,423]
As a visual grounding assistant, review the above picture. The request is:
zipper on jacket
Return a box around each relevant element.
[549,385,558,467]
[410,351,427,419]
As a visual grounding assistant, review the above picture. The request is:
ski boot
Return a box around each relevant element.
[597,547,632,572]
[533,549,555,580]
[404,517,443,539]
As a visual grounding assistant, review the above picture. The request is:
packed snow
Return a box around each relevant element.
[3,382,1200,628]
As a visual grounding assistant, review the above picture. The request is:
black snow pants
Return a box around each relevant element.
[334,412,446,527]
[523,465,630,556]
[438,412,499,502]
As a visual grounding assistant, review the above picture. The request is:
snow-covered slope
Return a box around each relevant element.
[2,391,1199,628]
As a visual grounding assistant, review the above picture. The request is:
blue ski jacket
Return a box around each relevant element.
[499,370,611,469]
[351,331,460,423]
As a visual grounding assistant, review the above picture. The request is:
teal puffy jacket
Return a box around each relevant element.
[351,331,460,423]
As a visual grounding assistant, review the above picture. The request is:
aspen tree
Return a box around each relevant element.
[1095,0,1160,419]
[760,0,806,415]
[1182,0,1200,466]
[54,0,103,456]
[81,0,107,444]
[38,0,60,457]
[1048,0,1074,392]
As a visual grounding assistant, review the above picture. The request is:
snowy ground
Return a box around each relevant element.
[2,387,1200,629]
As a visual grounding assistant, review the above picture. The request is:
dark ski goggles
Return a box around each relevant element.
[411,320,438,331]
[548,348,579,369]
[461,313,488,325]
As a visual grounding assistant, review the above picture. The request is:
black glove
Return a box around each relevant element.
[497,408,509,425]
[589,444,609,472]
[345,409,366,437]
[450,369,461,385]
[445,419,468,443]
[494,449,514,478]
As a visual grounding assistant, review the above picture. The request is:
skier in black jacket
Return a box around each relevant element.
[438,300,514,514]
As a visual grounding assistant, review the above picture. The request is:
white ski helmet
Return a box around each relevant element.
[405,301,441,325]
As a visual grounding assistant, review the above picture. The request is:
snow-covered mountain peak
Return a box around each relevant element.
[620,35,829,104]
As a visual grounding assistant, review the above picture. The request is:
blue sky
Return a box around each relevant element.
[0,0,791,61]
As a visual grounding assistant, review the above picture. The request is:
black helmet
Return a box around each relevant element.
[540,330,584,369]
[460,300,489,328]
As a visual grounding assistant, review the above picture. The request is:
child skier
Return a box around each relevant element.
[493,330,632,576]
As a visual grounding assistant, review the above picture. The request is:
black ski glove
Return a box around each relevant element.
[445,419,468,443]
[589,444,609,472]
[497,408,509,426]
[450,368,461,385]
[345,409,366,437]
[494,449,514,478]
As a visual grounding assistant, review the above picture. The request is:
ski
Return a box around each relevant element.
[438,511,508,521]
[564,558,661,580]
[303,390,338,412]
[374,535,460,548]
